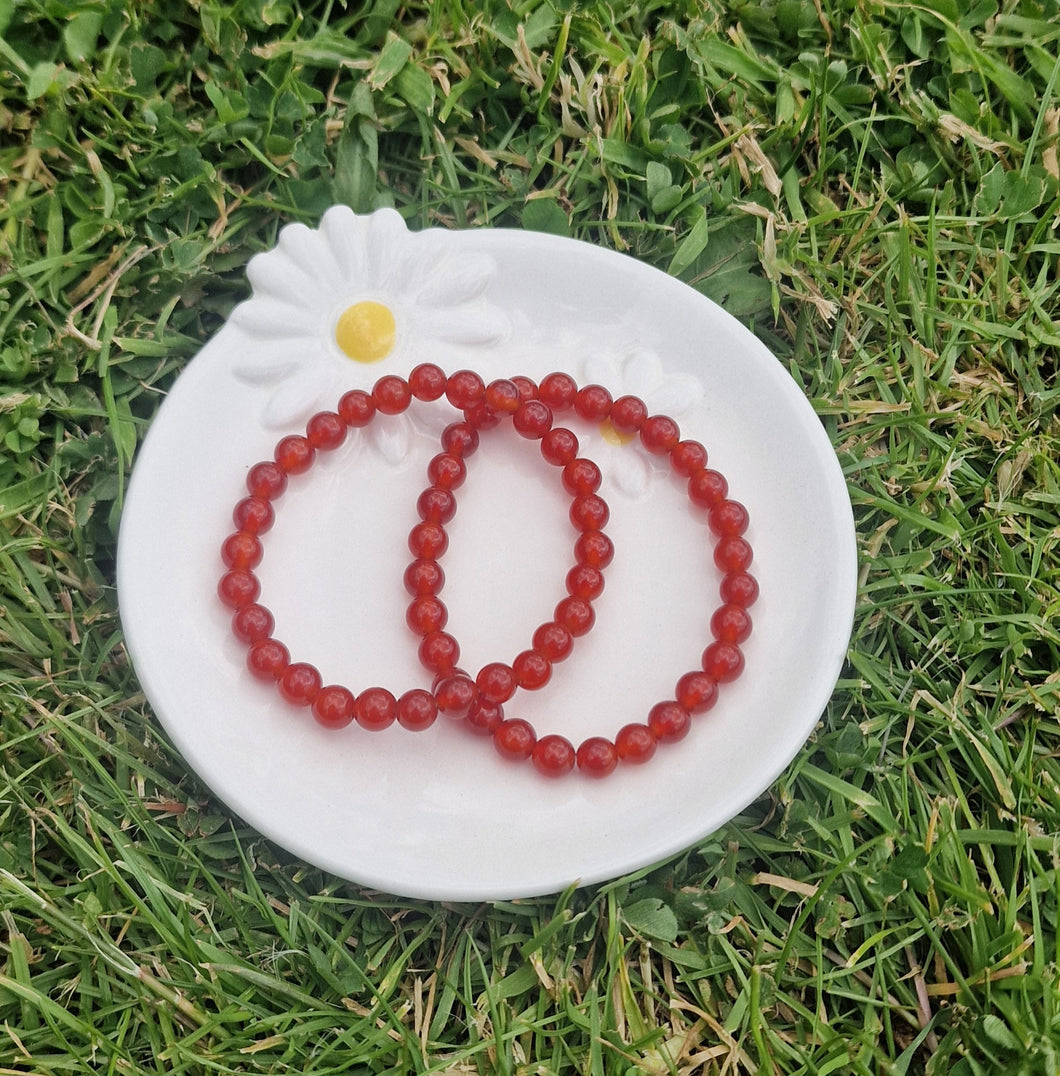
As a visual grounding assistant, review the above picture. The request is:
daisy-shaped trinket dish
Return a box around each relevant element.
[117,207,857,900]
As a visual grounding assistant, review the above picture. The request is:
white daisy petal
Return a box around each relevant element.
[246,251,328,309]
[233,354,301,385]
[416,254,497,308]
[230,300,320,339]
[611,448,652,498]
[371,414,412,466]
[582,353,618,386]
[277,222,343,288]
[410,402,460,439]
[319,205,368,283]
[647,373,705,416]
[261,366,332,429]
[621,348,665,398]
[428,307,509,346]
[366,209,411,289]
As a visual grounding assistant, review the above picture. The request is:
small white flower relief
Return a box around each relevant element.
[581,348,705,498]
[229,206,509,464]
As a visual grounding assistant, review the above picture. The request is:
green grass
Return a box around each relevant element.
[2,0,1059,1072]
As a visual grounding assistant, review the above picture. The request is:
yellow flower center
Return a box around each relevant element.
[600,420,635,445]
[335,301,396,363]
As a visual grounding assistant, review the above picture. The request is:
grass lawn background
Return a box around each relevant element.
[1,0,1058,1072]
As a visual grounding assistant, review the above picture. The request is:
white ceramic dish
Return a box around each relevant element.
[117,208,856,900]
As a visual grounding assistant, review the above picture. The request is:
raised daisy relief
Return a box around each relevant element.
[229,206,509,463]
[581,348,705,498]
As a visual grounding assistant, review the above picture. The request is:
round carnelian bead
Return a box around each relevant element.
[247,638,290,681]
[306,411,347,451]
[513,400,552,439]
[312,685,356,729]
[417,486,457,524]
[710,603,753,644]
[466,698,504,735]
[610,395,648,433]
[355,687,396,731]
[274,435,314,474]
[513,649,551,690]
[555,597,595,636]
[338,389,375,427]
[577,737,618,777]
[233,496,274,535]
[477,662,517,705]
[709,500,750,538]
[427,453,466,490]
[574,531,614,569]
[463,398,502,430]
[485,379,521,414]
[574,384,612,421]
[540,427,579,466]
[539,372,578,410]
[532,622,573,661]
[246,461,287,500]
[440,421,479,457]
[511,376,537,401]
[562,458,601,496]
[279,662,322,706]
[218,569,260,609]
[404,558,445,596]
[406,595,448,635]
[494,719,536,761]
[408,521,448,559]
[670,439,708,476]
[714,536,753,573]
[409,363,448,401]
[446,370,485,409]
[616,723,657,763]
[434,673,476,719]
[720,571,759,607]
[232,603,274,644]
[701,642,744,683]
[566,565,604,601]
[396,689,438,731]
[570,494,609,531]
[647,701,691,743]
[532,734,575,777]
[688,469,728,509]
[221,531,263,570]
[639,414,681,454]
[419,631,460,673]
[372,375,412,414]
[675,671,719,714]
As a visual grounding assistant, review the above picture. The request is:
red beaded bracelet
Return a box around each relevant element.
[217,365,612,737]
[406,373,757,779]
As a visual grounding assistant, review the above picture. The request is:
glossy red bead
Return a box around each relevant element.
[532,734,576,776]
[554,597,595,636]
[512,649,551,690]
[406,595,448,635]
[233,496,274,535]
[278,662,322,706]
[713,536,754,573]
[221,531,263,570]
[647,701,692,743]
[675,671,719,714]
[419,631,460,673]
[540,427,579,466]
[532,622,574,661]
[688,469,729,509]
[510,376,537,402]
[355,687,397,731]
[408,521,448,559]
[463,398,502,431]
[562,458,602,496]
[569,494,609,531]
[512,400,553,439]
[232,603,274,644]
[494,718,536,761]
[427,453,466,490]
[404,558,445,596]
[615,723,657,763]
[246,638,290,681]
[409,363,447,401]
[417,486,457,524]
[640,415,681,454]
[574,531,614,569]
[440,421,479,458]
[566,564,604,601]
[218,569,260,609]
[274,435,315,475]
[338,389,375,427]
[312,685,356,729]
[574,384,612,421]
[577,737,618,777]
[434,673,476,719]
[610,395,648,433]
[709,500,750,538]
[477,662,517,705]
[246,461,288,500]
[701,642,745,683]
[485,378,521,414]
[466,698,504,735]
[710,603,753,644]
[446,370,485,409]
[306,411,347,451]
[396,689,438,731]
[720,571,759,607]
[372,375,412,414]
[670,439,709,476]
[539,372,578,410]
